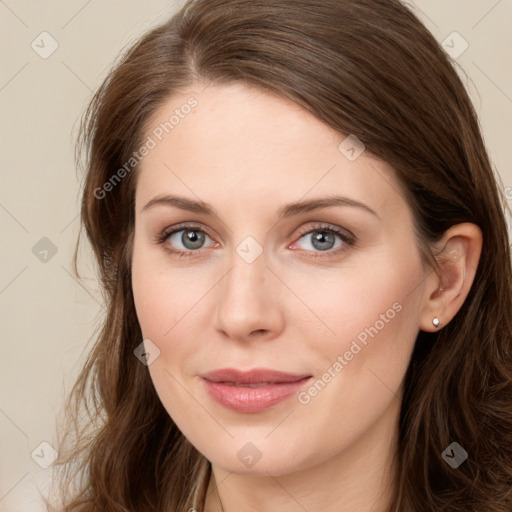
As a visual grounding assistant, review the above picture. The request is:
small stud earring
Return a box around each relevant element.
[432,317,440,328]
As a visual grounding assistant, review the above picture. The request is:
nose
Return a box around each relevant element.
[212,250,285,343]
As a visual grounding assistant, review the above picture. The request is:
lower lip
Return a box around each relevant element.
[202,377,312,413]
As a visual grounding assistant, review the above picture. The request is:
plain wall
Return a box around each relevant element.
[1,0,511,509]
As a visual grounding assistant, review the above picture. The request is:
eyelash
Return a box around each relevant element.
[155,222,356,259]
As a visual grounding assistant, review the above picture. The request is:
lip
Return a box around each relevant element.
[201,368,312,413]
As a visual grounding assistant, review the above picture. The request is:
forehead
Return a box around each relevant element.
[135,83,406,221]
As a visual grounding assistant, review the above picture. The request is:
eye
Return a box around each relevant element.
[291,224,355,258]
[156,223,216,257]
[156,222,355,259]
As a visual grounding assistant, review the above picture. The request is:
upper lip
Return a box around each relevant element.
[201,368,312,385]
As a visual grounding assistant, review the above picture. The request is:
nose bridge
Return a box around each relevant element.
[223,231,268,292]
[213,242,282,340]
[222,245,268,309]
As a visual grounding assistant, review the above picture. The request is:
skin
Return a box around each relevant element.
[131,82,482,512]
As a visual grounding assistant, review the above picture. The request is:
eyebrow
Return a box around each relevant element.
[141,194,381,220]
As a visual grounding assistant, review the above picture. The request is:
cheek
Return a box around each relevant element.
[131,242,214,379]
[131,266,169,340]
[289,256,423,449]
[288,248,425,428]
[289,247,423,354]
[131,242,192,340]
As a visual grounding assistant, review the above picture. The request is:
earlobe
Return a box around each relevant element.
[419,223,482,333]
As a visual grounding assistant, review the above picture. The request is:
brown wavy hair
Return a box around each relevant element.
[48,0,512,510]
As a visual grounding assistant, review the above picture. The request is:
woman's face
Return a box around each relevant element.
[131,82,432,476]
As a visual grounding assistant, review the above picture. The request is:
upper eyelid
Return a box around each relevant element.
[295,223,352,237]
[164,222,215,240]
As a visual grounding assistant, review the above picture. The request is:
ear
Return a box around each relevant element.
[419,222,483,332]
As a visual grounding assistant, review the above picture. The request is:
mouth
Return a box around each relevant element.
[200,368,313,413]
[201,368,312,384]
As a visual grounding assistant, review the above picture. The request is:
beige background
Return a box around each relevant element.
[1,0,511,509]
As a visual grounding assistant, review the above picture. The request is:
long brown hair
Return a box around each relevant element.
[48,0,512,510]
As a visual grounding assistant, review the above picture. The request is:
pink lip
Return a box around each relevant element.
[201,368,312,413]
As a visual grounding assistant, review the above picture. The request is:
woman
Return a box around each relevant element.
[48,0,512,511]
